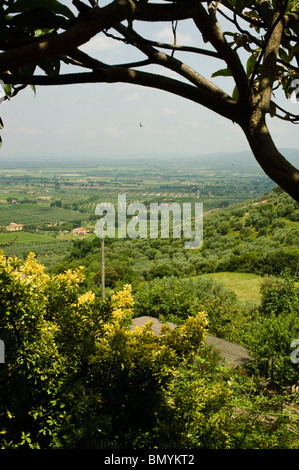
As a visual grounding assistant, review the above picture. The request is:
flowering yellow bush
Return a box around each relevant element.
[20,252,47,277]
[55,267,85,291]
[77,291,95,305]
[0,251,235,449]
[111,283,134,310]
[109,283,134,328]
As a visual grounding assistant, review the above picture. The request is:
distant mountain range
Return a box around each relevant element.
[0,148,298,171]
[182,148,299,171]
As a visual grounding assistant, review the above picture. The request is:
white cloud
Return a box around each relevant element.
[161,107,176,116]
[187,120,205,130]
[52,128,73,135]
[124,92,140,102]
[104,127,125,137]
[13,127,42,136]
[80,34,119,53]
[84,129,97,137]
[268,123,289,135]
[157,27,194,45]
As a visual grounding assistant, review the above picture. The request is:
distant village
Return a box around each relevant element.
[6,222,24,232]
[4,222,90,237]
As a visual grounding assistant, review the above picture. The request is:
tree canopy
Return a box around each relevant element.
[0,0,299,201]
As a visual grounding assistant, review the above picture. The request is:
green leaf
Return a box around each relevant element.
[291,24,299,37]
[288,0,299,12]
[30,85,36,96]
[7,0,75,20]
[279,48,290,63]
[211,68,232,78]
[223,0,252,14]
[290,44,299,61]
[11,9,70,30]
[38,57,60,76]
[34,28,55,38]
[15,64,36,77]
[269,101,277,118]
[246,54,256,77]
[4,83,12,99]
[232,85,239,102]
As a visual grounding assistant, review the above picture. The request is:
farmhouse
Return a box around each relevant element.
[6,223,23,232]
[73,226,88,236]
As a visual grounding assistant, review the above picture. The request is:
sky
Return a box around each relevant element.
[0,1,298,162]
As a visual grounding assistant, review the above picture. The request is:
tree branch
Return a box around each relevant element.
[0,66,240,123]
[113,23,232,107]
[104,28,221,59]
[283,11,299,27]
[271,101,299,123]
[0,0,197,73]
[193,1,249,101]
[255,1,288,112]
[0,6,100,72]
[221,3,266,29]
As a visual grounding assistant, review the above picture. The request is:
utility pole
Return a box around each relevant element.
[101,221,105,301]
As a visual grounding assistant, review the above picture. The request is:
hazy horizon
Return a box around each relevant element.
[0,146,298,161]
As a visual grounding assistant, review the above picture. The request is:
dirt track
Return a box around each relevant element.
[131,316,254,368]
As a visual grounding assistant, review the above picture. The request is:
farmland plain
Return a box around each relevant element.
[0,151,298,303]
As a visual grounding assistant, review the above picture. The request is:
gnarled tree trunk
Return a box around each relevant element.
[240,108,299,202]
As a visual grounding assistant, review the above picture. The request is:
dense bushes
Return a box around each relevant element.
[217,247,299,276]
[0,253,298,449]
[0,252,233,449]
[246,274,299,384]
[51,190,299,285]
[1,190,298,448]
[133,276,235,324]
[133,276,253,343]
[133,272,299,389]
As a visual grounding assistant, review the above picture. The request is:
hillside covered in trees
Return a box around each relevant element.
[1,186,299,450]
[49,188,299,289]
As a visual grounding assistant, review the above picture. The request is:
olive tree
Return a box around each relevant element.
[0,0,299,201]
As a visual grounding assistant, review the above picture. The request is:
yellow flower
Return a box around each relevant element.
[77,291,95,305]
[111,284,134,309]
[22,252,46,275]
[56,267,85,290]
